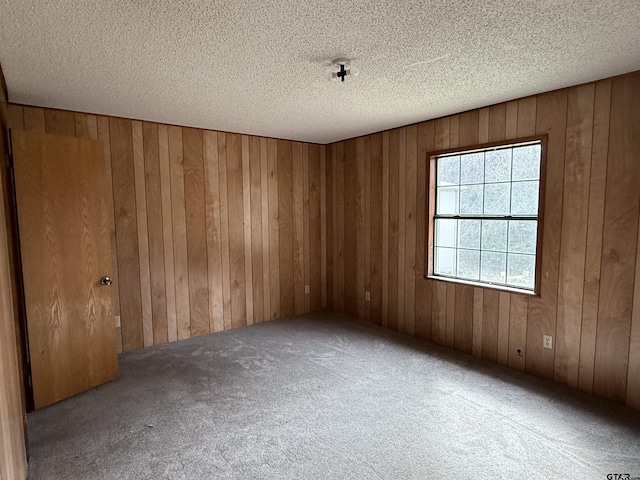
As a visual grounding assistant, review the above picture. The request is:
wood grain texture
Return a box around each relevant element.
[309,145,323,311]
[242,136,254,325]
[158,125,177,342]
[579,80,611,394]
[555,84,595,387]
[9,104,325,366]
[203,131,224,332]
[109,117,143,350]
[142,122,168,345]
[267,139,280,319]
[183,128,209,336]
[404,125,417,335]
[132,121,153,348]
[226,134,247,328]
[13,130,117,408]
[218,133,233,329]
[526,89,568,380]
[326,71,640,409]
[168,126,191,339]
[0,92,27,479]
[277,139,294,318]
[292,142,305,315]
[249,136,264,323]
[594,74,640,403]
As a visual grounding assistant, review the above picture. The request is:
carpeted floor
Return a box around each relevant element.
[28,311,640,479]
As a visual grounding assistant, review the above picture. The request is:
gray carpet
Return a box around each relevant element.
[28,311,640,479]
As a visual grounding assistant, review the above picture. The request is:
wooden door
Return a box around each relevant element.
[12,129,118,409]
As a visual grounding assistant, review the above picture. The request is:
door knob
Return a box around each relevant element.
[100,276,113,286]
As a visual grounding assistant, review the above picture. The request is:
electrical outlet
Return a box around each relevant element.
[304,285,310,294]
[543,335,553,349]
[365,291,371,301]
[115,315,121,328]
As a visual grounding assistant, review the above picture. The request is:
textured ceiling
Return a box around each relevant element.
[1,1,639,144]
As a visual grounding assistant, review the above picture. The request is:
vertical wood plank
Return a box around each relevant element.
[497,292,511,365]
[342,140,357,316]
[227,133,247,328]
[369,133,383,326]
[526,89,568,380]
[404,125,417,335]
[218,133,232,329]
[472,288,484,356]
[241,135,254,326]
[356,137,366,320]
[183,128,210,336]
[267,139,280,319]
[168,125,191,340]
[397,128,407,332]
[158,125,177,342]
[579,80,611,393]
[415,122,434,340]
[364,136,371,322]
[321,145,327,308]
[143,122,168,345]
[303,144,311,312]
[326,145,334,308]
[336,142,345,312]
[292,142,305,315]
[382,132,390,327]
[109,117,143,351]
[203,131,224,332]
[388,130,400,330]
[249,136,264,323]
[594,74,640,403]
[482,290,499,361]
[309,145,322,311]
[132,121,153,348]
[508,296,528,370]
[278,139,294,318]
[555,84,595,387]
[260,138,272,321]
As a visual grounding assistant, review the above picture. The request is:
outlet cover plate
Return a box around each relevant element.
[543,335,553,349]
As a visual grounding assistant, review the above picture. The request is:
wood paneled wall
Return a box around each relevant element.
[327,71,640,409]
[0,67,27,479]
[6,106,327,352]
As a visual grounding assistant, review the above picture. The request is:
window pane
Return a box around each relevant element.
[512,144,540,181]
[458,219,481,249]
[482,220,507,252]
[507,253,536,289]
[460,184,483,214]
[460,152,484,184]
[484,182,510,215]
[435,247,456,276]
[511,181,539,215]
[435,219,457,248]
[508,220,537,254]
[485,149,511,183]
[481,251,506,284]
[436,187,459,214]
[438,155,460,186]
[457,249,480,281]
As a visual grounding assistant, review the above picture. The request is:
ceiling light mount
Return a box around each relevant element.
[331,58,359,82]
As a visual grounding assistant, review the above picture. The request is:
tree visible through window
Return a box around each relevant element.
[428,138,545,293]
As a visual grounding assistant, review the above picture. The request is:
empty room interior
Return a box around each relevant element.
[1,1,640,479]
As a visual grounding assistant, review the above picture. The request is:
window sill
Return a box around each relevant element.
[424,275,540,297]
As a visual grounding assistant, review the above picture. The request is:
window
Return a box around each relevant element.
[427,137,546,294]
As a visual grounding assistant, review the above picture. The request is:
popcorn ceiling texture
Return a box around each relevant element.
[1,0,639,144]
